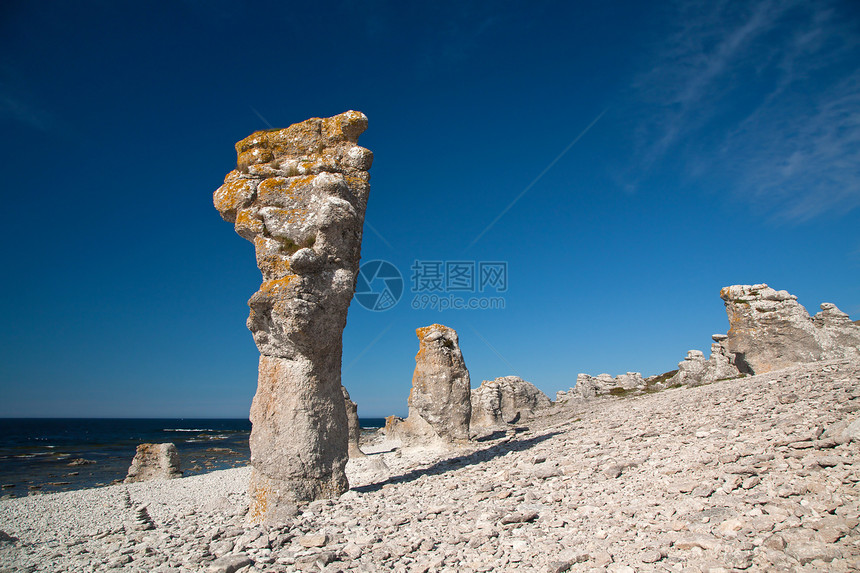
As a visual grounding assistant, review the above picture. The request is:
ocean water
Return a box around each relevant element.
[0,417,386,499]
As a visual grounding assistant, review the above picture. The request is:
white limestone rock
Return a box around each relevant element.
[214,111,372,522]
[470,376,551,430]
[124,443,181,483]
[721,284,860,373]
[386,324,471,444]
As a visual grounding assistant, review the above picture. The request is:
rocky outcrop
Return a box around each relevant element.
[386,324,471,444]
[342,386,365,458]
[668,350,710,387]
[470,376,551,430]
[124,443,181,483]
[557,372,647,402]
[721,284,860,374]
[214,111,372,522]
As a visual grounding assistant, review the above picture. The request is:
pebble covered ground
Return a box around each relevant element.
[1,359,859,572]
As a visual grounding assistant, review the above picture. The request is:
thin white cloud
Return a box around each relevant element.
[630,0,860,221]
[0,92,52,132]
[731,71,860,221]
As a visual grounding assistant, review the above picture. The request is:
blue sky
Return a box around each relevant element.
[1,0,858,418]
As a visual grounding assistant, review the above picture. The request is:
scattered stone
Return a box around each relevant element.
[206,553,253,573]
[500,511,538,524]
[131,503,156,531]
[0,530,17,544]
[784,541,842,565]
[640,549,664,563]
[603,464,624,479]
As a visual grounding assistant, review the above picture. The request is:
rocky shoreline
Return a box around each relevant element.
[2,359,859,572]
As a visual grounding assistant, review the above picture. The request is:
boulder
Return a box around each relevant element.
[124,443,181,483]
[471,376,551,430]
[721,284,860,373]
[214,111,372,522]
[387,324,471,443]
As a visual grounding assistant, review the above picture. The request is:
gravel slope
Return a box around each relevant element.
[1,359,859,572]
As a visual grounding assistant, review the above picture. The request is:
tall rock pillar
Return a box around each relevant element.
[387,324,472,443]
[213,111,372,523]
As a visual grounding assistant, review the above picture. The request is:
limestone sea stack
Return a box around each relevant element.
[342,386,366,458]
[721,284,860,373]
[387,324,472,444]
[213,111,372,522]
[124,443,181,483]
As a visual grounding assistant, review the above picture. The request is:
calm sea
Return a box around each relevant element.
[0,417,386,499]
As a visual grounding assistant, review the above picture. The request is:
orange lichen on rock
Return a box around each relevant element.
[234,208,264,240]
[390,324,472,444]
[214,111,371,523]
[214,178,257,222]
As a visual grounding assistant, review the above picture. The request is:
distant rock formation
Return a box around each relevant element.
[557,372,647,401]
[471,376,551,430]
[124,443,181,483]
[721,284,860,373]
[386,324,471,444]
[213,111,372,522]
[342,386,366,458]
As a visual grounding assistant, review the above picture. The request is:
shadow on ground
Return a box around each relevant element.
[352,429,561,494]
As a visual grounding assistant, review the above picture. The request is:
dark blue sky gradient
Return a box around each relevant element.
[1,1,858,417]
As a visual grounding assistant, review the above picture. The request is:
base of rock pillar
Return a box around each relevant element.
[248,468,348,524]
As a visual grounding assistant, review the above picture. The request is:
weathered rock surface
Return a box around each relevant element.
[557,372,647,402]
[214,111,372,521]
[666,336,743,388]
[124,443,181,483]
[386,324,471,443]
[721,283,860,373]
[5,359,860,572]
[471,376,551,430]
[342,386,366,458]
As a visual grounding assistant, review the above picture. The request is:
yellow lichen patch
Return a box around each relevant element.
[234,208,264,240]
[236,131,271,153]
[238,148,274,173]
[224,169,241,183]
[259,277,295,297]
[257,176,313,205]
[214,179,256,218]
[268,121,324,156]
[321,116,346,142]
[344,174,370,188]
[248,483,272,524]
[256,253,292,279]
